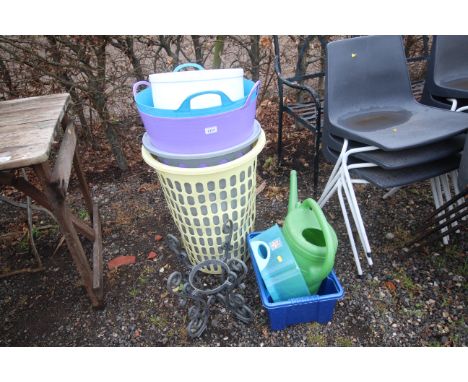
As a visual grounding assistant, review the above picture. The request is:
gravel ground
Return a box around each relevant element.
[0,105,466,347]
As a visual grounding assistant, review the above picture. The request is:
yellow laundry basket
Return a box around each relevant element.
[142,129,266,273]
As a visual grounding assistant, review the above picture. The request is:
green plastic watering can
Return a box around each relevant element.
[282,170,338,294]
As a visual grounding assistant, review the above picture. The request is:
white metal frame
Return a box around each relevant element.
[318,138,461,275]
[447,98,468,223]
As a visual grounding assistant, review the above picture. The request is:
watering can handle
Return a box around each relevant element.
[302,198,336,280]
[249,241,270,272]
[173,63,205,72]
[176,90,233,112]
[133,81,150,97]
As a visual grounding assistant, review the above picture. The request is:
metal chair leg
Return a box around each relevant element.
[313,130,322,198]
[450,171,467,223]
[406,199,467,248]
[440,173,457,229]
[433,176,450,244]
[342,167,373,266]
[319,140,348,204]
[340,158,378,265]
[319,163,373,270]
[319,174,342,208]
[277,106,284,166]
[383,187,401,199]
[337,180,363,275]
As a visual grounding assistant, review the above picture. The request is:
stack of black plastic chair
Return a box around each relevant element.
[418,36,468,245]
[421,35,468,111]
[318,35,468,275]
[406,134,468,248]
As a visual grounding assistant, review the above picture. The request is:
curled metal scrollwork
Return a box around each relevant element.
[166,220,253,338]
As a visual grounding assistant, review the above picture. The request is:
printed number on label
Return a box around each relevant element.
[205,126,218,135]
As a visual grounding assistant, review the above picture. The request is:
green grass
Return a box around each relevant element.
[305,323,327,346]
[78,209,89,220]
[455,257,468,278]
[432,244,464,270]
[17,225,44,252]
[138,274,148,285]
[31,225,40,239]
[393,268,417,295]
[405,307,425,319]
[129,288,138,298]
[428,340,442,347]
[441,296,452,308]
[166,328,176,338]
[335,337,354,347]
[149,315,169,330]
[404,301,426,319]
[432,254,448,269]
[262,156,275,173]
[448,317,465,346]
[18,235,29,252]
[393,226,413,243]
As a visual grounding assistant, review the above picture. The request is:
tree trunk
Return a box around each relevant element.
[191,35,203,65]
[0,55,16,98]
[45,36,92,140]
[213,36,225,69]
[295,36,311,81]
[67,92,92,142]
[93,39,128,171]
[104,121,128,171]
[295,36,315,102]
[249,36,260,81]
[317,36,328,97]
[124,36,144,81]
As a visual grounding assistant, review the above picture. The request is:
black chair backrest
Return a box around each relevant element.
[273,35,326,82]
[431,36,468,87]
[273,35,283,75]
[325,35,415,119]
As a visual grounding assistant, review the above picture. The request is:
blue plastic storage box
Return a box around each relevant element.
[247,232,344,331]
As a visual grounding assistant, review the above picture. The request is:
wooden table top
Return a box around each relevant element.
[0,93,70,171]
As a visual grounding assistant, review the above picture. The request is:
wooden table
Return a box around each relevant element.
[0,93,104,307]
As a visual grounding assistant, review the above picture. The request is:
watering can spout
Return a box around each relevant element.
[288,170,299,213]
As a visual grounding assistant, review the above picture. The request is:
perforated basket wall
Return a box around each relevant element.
[142,129,266,274]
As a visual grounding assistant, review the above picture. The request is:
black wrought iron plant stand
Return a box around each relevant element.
[166,220,253,338]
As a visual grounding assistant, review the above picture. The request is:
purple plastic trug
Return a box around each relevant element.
[137,82,260,155]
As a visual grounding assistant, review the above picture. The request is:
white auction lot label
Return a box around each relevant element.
[204,126,218,135]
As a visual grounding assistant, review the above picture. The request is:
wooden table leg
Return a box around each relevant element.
[33,162,102,307]
[60,113,93,218]
[92,202,103,301]
[73,152,93,219]
[0,172,95,241]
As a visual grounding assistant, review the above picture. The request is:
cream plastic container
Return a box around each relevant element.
[149,63,244,110]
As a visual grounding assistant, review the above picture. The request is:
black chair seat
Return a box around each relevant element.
[329,101,468,150]
[284,102,319,130]
[323,144,460,189]
[325,132,465,170]
[441,76,468,91]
